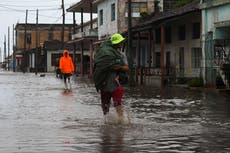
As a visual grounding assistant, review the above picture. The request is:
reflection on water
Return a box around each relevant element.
[0,72,230,153]
[99,125,125,153]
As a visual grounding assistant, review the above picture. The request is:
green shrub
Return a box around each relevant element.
[188,77,204,87]
[177,77,188,84]
[174,0,193,7]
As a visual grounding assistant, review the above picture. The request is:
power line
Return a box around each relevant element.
[0,3,61,8]
[0,6,73,21]
[0,5,60,11]
[2,0,58,2]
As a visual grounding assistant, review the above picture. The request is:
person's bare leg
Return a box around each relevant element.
[116,105,124,123]
[67,77,71,90]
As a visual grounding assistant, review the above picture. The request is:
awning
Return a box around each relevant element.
[67,37,98,44]
[16,54,23,59]
[67,0,97,13]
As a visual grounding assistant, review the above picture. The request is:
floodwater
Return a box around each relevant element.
[0,71,230,153]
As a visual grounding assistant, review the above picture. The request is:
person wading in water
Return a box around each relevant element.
[93,33,129,123]
[59,50,74,91]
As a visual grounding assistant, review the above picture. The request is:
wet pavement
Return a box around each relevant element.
[0,71,230,153]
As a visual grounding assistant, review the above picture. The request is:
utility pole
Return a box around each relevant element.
[4,35,6,70]
[0,47,1,63]
[8,27,10,71]
[23,9,28,73]
[73,12,77,74]
[35,9,38,75]
[61,0,65,49]
[161,25,165,88]
[13,24,15,72]
[128,0,135,86]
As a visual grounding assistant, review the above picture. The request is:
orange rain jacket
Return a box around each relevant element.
[59,50,74,74]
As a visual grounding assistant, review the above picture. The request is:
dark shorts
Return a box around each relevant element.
[63,73,72,82]
[100,86,124,115]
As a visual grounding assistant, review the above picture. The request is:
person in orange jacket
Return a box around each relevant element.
[59,50,74,90]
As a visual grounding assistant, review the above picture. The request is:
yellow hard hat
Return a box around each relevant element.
[111,33,125,45]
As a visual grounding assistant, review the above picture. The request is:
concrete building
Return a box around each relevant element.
[133,0,202,86]
[200,0,230,88]
[94,0,156,39]
[67,0,98,76]
[15,23,74,72]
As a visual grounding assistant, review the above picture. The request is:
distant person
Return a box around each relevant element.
[55,58,62,79]
[93,33,129,123]
[59,50,74,90]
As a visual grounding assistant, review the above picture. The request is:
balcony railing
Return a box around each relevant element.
[72,29,98,40]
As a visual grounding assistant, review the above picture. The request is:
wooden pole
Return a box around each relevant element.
[80,8,84,76]
[23,9,28,72]
[73,12,77,73]
[61,0,65,49]
[128,0,135,86]
[35,9,39,75]
[13,24,16,72]
[8,27,10,71]
[161,25,165,87]
[4,35,6,70]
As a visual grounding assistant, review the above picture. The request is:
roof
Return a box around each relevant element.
[15,23,75,30]
[93,0,105,5]
[133,0,200,31]
[66,0,97,13]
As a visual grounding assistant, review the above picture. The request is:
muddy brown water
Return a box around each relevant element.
[0,71,230,153]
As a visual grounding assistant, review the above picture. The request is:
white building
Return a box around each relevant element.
[94,0,156,39]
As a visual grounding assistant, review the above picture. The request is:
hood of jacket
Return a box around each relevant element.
[63,50,69,56]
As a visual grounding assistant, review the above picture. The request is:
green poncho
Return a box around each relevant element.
[93,40,123,91]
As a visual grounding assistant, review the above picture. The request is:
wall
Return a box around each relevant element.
[97,0,155,39]
[118,0,155,34]
[97,0,118,39]
[201,2,230,85]
[152,12,202,78]
[203,3,230,38]
[16,26,72,50]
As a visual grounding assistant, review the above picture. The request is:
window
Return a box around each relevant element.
[155,28,161,44]
[99,9,103,25]
[125,2,147,17]
[155,26,171,44]
[26,32,31,44]
[192,22,200,39]
[68,32,72,41]
[166,52,170,68]
[155,52,161,68]
[48,28,53,41]
[178,25,186,40]
[191,48,202,68]
[179,47,185,76]
[165,26,171,43]
[111,3,115,21]
[179,47,184,69]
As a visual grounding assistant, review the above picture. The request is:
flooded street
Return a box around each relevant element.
[0,71,230,153]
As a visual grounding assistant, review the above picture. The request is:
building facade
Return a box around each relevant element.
[67,0,98,76]
[15,23,74,72]
[201,0,230,88]
[132,0,202,86]
[94,0,156,39]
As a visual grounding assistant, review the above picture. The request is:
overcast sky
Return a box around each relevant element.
[0,0,96,62]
